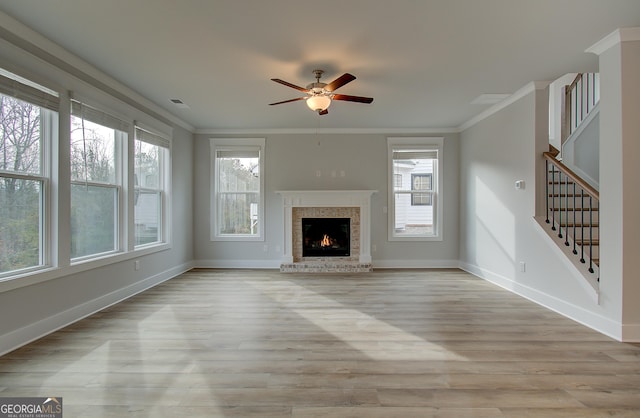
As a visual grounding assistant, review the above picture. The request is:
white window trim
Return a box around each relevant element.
[69,113,127,262]
[387,137,443,242]
[133,125,171,249]
[0,94,56,279]
[210,138,265,242]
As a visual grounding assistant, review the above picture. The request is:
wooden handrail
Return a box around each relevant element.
[543,152,599,200]
[568,73,583,91]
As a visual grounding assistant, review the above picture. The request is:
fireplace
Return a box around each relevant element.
[277,190,376,272]
[302,218,350,257]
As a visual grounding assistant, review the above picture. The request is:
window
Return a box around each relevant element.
[411,173,433,206]
[211,138,265,241]
[0,69,58,277]
[70,100,128,260]
[394,173,402,189]
[388,137,443,240]
[134,126,170,247]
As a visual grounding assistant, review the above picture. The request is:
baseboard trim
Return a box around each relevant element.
[193,259,282,269]
[459,261,623,342]
[194,259,460,270]
[373,259,460,269]
[0,262,194,356]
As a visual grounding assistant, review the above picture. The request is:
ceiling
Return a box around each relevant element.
[0,0,639,132]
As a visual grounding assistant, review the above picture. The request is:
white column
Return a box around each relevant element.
[588,28,640,341]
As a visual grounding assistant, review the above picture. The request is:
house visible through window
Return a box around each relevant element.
[411,173,433,206]
[211,138,265,241]
[388,137,443,240]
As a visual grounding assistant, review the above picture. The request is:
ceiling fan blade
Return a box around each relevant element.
[319,109,329,115]
[269,97,306,106]
[325,73,356,92]
[332,94,374,104]
[271,78,309,93]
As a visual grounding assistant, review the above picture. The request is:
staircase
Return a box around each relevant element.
[543,148,599,279]
[542,73,600,282]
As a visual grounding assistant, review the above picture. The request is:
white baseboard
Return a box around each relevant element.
[194,258,459,270]
[459,261,623,341]
[0,262,194,356]
[193,259,281,269]
[373,259,460,269]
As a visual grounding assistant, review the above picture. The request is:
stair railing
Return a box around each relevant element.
[544,152,599,277]
[561,73,599,144]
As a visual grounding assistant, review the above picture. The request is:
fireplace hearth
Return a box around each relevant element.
[302,218,350,257]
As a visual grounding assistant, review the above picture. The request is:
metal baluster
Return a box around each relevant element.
[589,196,594,273]
[564,174,570,246]
[580,189,586,264]
[551,163,556,231]
[545,160,550,224]
[558,171,563,239]
[572,182,577,254]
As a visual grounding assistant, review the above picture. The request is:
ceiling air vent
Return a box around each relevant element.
[169,98,190,109]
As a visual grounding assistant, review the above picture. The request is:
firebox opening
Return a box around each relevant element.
[302,218,350,257]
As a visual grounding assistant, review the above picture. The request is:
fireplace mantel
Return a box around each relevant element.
[276,190,377,266]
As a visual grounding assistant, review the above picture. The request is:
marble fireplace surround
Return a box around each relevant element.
[277,190,376,271]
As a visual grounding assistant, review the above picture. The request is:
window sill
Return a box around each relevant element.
[211,235,264,242]
[388,235,443,242]
[0,242,171,294]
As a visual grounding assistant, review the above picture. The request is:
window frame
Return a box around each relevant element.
[387,137,443,241]
[210,138,265,242]
[69,99,128,262]
[133,125,171,249]
[0,74,58,278]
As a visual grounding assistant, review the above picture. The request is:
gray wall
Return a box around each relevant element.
[193,133,459,267]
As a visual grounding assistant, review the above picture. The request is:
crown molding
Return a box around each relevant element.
[586,27,640,55]
[196,127,459,135]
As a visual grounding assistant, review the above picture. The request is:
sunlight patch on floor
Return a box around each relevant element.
[248,280,468,362]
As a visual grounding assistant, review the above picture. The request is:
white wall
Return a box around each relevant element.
[596,32,640,341]
[193,133,460,268]
[459,84,622,339]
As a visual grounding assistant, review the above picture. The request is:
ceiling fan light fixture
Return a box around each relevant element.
[306,95,331,112]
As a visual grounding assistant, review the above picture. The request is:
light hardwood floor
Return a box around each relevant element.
[1,269,639,417]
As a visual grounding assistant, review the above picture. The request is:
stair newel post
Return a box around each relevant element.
[588,195,594,274]
[572,182,578,254]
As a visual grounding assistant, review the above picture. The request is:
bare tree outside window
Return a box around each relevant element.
[0,94,43,273]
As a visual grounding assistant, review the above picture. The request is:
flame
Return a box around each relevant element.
[320,234,331,247]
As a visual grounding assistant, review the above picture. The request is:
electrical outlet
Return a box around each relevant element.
[520,261,526,272]
[134,260,140,271]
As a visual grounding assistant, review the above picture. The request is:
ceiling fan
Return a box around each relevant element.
[269,69,374,115]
